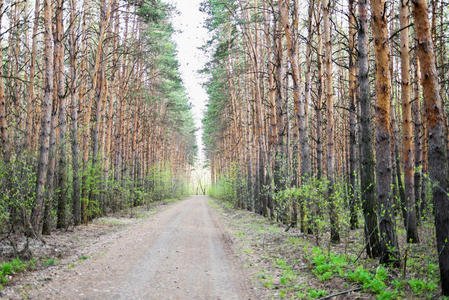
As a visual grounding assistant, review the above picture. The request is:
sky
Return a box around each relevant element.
[169,0,209,161]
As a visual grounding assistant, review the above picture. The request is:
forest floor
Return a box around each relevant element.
[1,196,253,299]
[210,199,441,299]
[208,199,349,300]
[1,196,440,299]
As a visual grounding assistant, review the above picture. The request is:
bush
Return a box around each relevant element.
[0,154,36,236]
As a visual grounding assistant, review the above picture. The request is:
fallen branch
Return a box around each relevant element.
[353,226,378,264]
[285,222,294,232]
[318,287,363,299]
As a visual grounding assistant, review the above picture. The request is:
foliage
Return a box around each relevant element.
[0,154,36,235]
[408,278,438,297]
[208,163,245,206]
[308,289,327,298]
[0,258,37,289]
[306,246,439,299]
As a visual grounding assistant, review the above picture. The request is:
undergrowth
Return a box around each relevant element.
[210,197,443,299]
[0,258,37,290]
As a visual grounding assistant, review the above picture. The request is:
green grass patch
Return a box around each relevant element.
[408,278,438,298]
[79,255,89,261]
[136,211,151,218]
[0,258,37,289]
[162,198,180,204]
[41,257,59,267]
[306,246,439,299]
[308,288,327,298]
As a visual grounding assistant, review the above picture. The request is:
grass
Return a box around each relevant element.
[136,211,151,218]
[96,218,127,226]
[0,258,37,290]
[79,255,89,261]
[162,198,181,204]
[41,257,59,267]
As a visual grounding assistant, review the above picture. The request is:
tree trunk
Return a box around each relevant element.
[370,0,400,266]
[412,0,449,294]
[348,0,358,229]
[70,0,81,225]
[399,0,419,242]
[31,0,54,235]
[55,0,67,229]
[412,54,423,222]
[323,0,340,243]
[0,0,8,161]
[26,0,40,153]
[80,0,90,224]
[357,0,380,258]
[278,0,303,227]
[316,2,324,181]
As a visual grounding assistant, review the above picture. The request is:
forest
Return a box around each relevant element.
[1,0,449,298]
[0,0,196,241]
[202,0,449,297]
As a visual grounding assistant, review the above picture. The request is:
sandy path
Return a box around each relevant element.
[30,196,250,300]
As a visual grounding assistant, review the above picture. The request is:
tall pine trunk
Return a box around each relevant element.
[26,0,40,153]
[55,0,67,229]
[399,0,419,242]
[31,0,54,235]
[412,0,449,293]
[357,0,380,258]
[412,54,423,222]
[0,0,8,161]
[370,0,400,266]
[323,0,340,243]
[70,0,81,225]
[348,0,358,229]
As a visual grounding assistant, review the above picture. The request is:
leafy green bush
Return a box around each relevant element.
[311,247,350,280]
[0,154,36,235]
[307,245,439,299]
[0,262,13,275]
[308,288,327,298]
[207,163,246,208]
[0,258,34,289]
[11,258,27,273]
[408,278,438,297]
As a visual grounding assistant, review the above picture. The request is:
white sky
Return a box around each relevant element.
[169,0,209,161]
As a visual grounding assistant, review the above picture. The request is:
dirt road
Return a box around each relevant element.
[30,196,250,300]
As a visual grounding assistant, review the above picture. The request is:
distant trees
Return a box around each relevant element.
[202,0,449,295]
[0,0,196,238]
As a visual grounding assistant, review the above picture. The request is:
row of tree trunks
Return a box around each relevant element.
[203,0,449,295]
